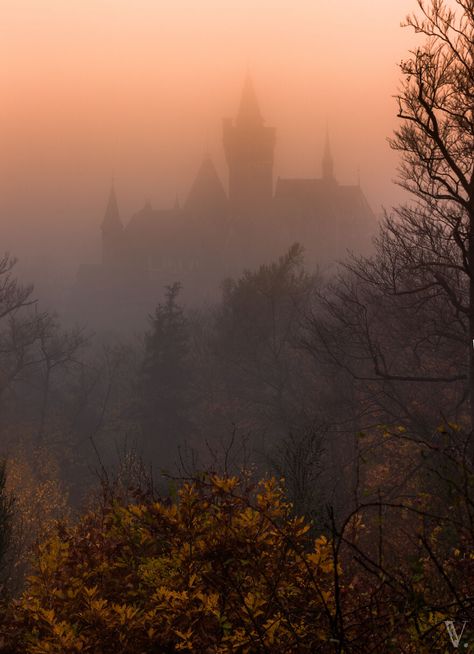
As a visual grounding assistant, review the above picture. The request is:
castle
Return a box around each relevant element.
[76,76,376,328]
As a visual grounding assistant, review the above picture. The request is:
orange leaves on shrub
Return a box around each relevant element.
[2,475,337,653]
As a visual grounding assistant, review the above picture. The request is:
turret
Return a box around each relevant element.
[101,182,123,266]
[322,129,336,182]
[223,75,276,216]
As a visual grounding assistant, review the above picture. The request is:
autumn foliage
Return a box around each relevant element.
[0,458,472,653]
[0,475,338,653]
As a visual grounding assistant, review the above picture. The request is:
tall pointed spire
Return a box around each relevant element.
[322,128,335,182]
[102,181,122,230]
[236,73,263,127]
[101,180,123,266]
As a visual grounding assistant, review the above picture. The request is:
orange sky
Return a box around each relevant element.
[0,0,419,282]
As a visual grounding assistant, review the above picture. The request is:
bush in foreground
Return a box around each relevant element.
[2,455,471,653]
[1,475,336,653]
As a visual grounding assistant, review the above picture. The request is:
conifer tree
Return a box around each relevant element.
[139,283,193,468]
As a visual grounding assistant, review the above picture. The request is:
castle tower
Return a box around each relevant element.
[223,75,276,216]
[322,129,335,182]
[101,182,123,266]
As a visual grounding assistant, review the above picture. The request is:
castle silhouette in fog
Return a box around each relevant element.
[77,76,375,327]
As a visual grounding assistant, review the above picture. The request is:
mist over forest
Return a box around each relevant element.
[0,1,473,652]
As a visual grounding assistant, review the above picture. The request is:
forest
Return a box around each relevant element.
[0,0,473,652]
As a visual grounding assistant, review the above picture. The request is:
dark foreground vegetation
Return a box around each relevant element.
[0,0,474,651]
[0,455,472,653]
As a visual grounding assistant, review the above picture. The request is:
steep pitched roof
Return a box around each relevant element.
[274,178,324,201]
[185,157,228,214]
[274,177,375,228]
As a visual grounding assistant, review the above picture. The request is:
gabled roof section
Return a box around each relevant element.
[274,178,324,201]
[274,177,375,219]
[127,202,160,231]
[185,157,228,214]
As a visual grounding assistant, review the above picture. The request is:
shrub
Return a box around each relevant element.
[2,475,337,653]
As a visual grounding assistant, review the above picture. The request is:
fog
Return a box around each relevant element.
[0,2,473,647]
[0,0,418,304]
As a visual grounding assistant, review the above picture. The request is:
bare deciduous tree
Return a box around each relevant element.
[306,0,474,459]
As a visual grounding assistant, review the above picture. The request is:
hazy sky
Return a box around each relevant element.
[0,0,419,283]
